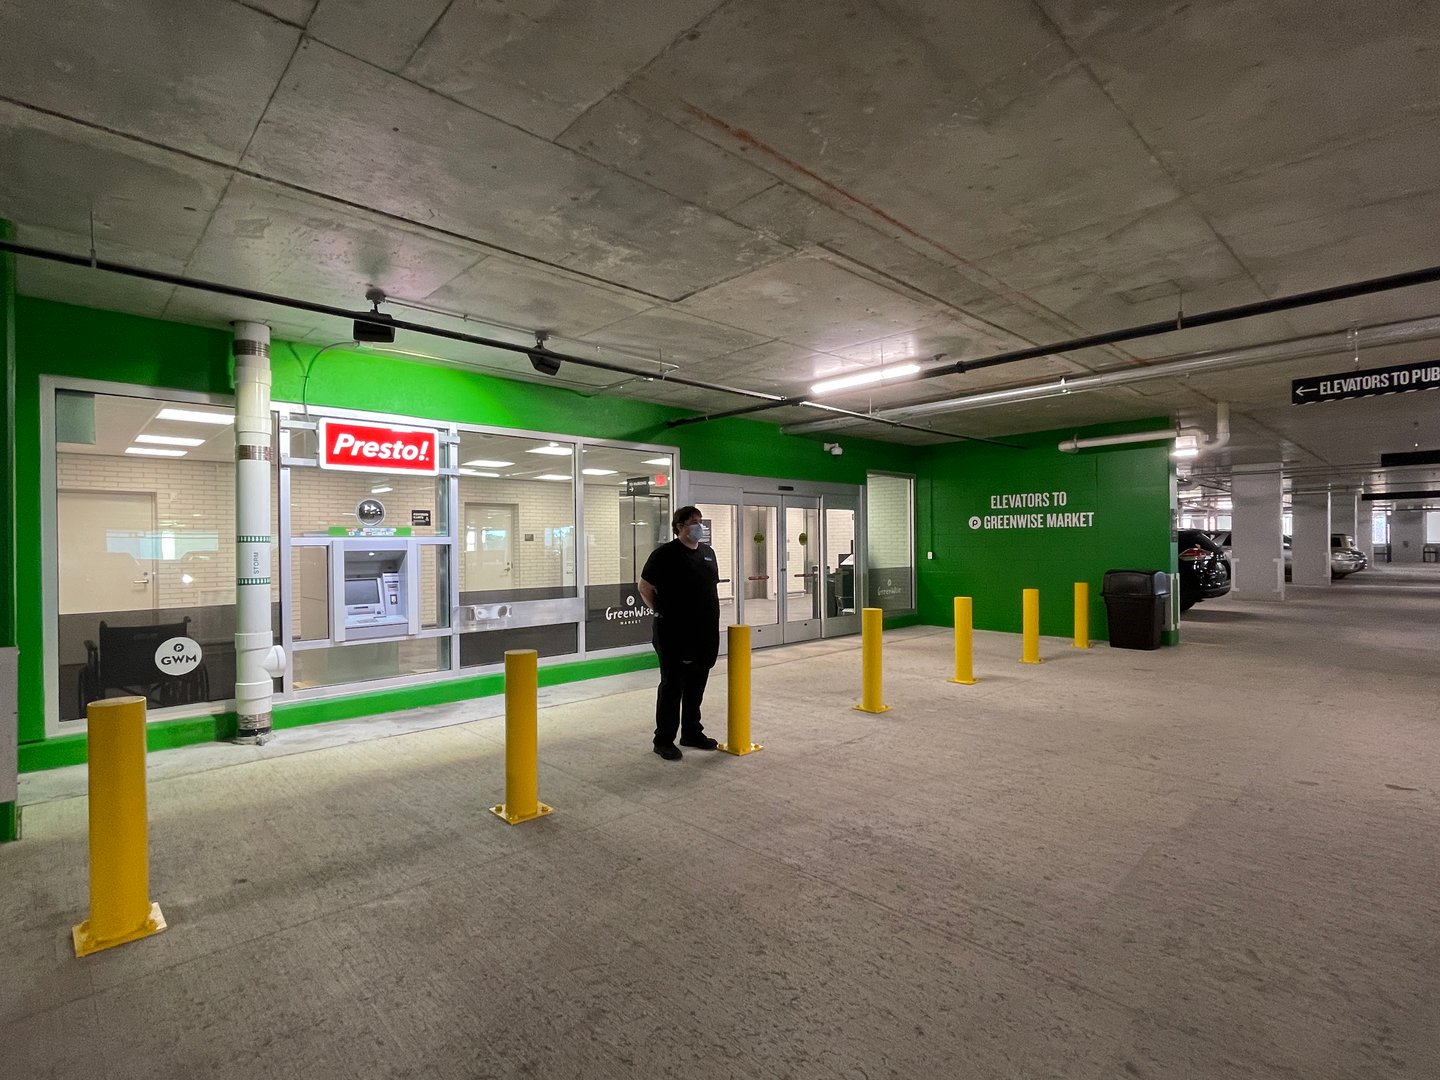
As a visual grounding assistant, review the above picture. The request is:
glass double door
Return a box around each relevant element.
[694,489,857,650]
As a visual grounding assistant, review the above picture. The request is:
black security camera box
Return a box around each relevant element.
[353,312,396,343]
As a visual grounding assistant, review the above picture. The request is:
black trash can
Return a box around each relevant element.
[1101,570,1170,650]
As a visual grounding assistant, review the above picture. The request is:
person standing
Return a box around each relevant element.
[638,505,721,760]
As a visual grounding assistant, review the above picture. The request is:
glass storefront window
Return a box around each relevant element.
[865,473,915,613]
[583,447,672,650]
[57,391,245,721]
[457,432,576,603]
[695,502,736,640]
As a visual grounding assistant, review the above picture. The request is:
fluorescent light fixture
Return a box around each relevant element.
[125,446,187,457]
[370,485,392,494]
[1171,434,1201,459]
[582,468,617,476]
[536,473,571,481]
[463,459,514,468]
[642,456,671,466]
[136,434,205,447]
[1178,490,1202,500]
[526,445,573,456]
[458,468,500,478]
[810,363,920,396]
[155,407,234,425]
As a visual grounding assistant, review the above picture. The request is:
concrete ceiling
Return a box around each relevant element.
[5,0,1440,506]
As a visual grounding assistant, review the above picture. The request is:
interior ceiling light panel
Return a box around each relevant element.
[526,445,573,456]
[155,407,234,425]
[135,434,206,447]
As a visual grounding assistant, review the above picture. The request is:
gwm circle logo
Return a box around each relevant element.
[968,515,982,530]
[155,637,202,677]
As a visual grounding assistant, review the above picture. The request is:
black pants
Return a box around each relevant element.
[653,641,714,748]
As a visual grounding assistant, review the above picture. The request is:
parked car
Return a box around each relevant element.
[1210,530,1365,580]
[1177,528,1231,611]
[1331,533,1366,576]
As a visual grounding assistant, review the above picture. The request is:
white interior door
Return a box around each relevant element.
[57,491,158,613]
[464,503,515,592]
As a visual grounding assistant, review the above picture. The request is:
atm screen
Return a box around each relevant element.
[344,577,381,606]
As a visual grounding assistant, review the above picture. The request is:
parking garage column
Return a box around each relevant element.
[1231,465,1285,600]
[1331,492,1359,546]
[1291,491,1331,586]
[1357,502,1375,565]
[1391,504,1426,563]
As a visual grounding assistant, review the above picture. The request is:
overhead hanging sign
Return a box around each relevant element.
[318,419,440,474]
[1292,361,1440,405]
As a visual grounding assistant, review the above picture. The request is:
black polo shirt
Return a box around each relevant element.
[641,538,721,663]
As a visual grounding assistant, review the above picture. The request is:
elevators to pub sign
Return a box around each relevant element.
[1292,360,1440,405]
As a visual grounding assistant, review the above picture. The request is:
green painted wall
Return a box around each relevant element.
[1,221,16,648]
[10,297,919,756]
[915,426,1176,641]
[10,297,1175,761]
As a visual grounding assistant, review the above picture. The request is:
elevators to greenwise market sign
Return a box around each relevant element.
[1291,360,1440,405]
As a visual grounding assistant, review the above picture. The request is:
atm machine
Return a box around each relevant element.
[295,539,420,684]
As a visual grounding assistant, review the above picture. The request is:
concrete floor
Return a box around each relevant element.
[4,566,1439,1079]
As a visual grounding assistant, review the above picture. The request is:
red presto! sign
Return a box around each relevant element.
[318,420,440,475]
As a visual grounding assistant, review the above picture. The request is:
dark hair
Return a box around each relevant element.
[672,505,702,535]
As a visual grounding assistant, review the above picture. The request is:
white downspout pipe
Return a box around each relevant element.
[232,322,286,744]
[1205,402,1231,452]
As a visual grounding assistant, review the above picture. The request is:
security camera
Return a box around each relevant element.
[823,442,843,456]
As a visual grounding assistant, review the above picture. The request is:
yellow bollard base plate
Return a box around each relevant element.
[72,902,166,958]
[853,703,892,713]
[948,677,978,685]
[1020,658,1043,664]
[1073,643,1091,649]
[490,802,553,826]
[718,742,763,756]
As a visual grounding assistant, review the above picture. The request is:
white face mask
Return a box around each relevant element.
[685,523,705,542]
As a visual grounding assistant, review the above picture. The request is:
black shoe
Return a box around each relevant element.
[678,735,718,750]
[654,743,682,760]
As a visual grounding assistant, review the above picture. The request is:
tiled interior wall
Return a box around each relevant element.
[584,482,621,585]
[866,474,913,567]
[59,454,237,612]
[456,476,575,590]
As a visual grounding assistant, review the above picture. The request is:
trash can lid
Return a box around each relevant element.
[1101,569,1170,597]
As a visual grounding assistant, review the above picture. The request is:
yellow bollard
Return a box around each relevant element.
[853,607,891,713]
[1073,582,1091,649]
[490,650,553,825]
[72,696,166,957]
[719,625,762,755]
[1020,588,1042,664]
[949,596,977,684]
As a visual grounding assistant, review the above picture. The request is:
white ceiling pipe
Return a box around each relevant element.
[1058,428,1179,453]
[1206,402,1231,452]
[782,314,1440,435]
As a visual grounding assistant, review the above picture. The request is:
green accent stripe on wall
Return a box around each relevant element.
[0,802,19,842]
[18,650,659,772]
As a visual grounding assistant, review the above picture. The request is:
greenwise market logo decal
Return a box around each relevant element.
[969,516,982,529]
[605,594,654,621]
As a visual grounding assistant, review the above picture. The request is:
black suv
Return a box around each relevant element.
[1178,529,1231,611]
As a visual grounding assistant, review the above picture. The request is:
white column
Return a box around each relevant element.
[232,322,287,745]
[1356,503,1375,564]
[1231,465,1284,600]
[1291,491,1331,586]
[1391,505,1427,563]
